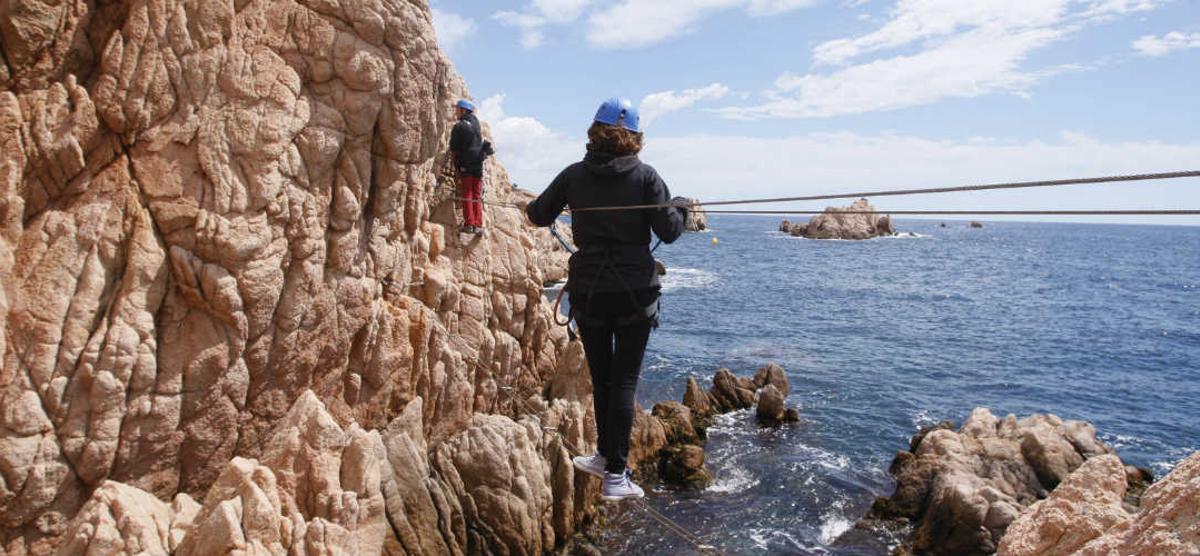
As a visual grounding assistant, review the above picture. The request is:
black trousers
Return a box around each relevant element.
[570,288,658,473]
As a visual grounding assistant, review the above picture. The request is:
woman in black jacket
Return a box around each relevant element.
[525,97,687,501]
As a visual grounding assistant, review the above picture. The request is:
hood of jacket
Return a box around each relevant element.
[583,150,640,177]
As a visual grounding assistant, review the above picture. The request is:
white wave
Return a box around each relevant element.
[911,409,940,430]
[706,465,759,494]
[819,514,854,545]
[660,268,718,292]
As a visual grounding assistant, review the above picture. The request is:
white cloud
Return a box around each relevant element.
[496,0,817,50]
[586,0,815,49]
[476,95,582,190]
[640,84,732,126]
[1133,31,1200,56]
[812,0,1070,66]
[745,0,821,16]
[721,25,1067,119]
[495,0,597,49]
[720,0,1172,119]
[431,8,476,52]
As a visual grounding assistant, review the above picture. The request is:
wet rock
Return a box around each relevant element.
[709,368,757,412]
[686,377,710,420]
[753,362,790,395]
[659,445,712,489]
[756,384,787,425]
[780,198,896,240]
[863,408,1120,555]
[971,221,985,228]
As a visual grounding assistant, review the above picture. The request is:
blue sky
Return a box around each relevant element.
[430,0,1200,224]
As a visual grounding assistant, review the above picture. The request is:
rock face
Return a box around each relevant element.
[0,1,589,554]
[863,408,1120,555]
[999,452,1200,556]
[780,198,896,239]
[681,197,707,232]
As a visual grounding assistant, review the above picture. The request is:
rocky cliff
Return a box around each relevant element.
[0,1,593,553]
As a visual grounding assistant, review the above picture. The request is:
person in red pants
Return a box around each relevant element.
[450,99,486,234]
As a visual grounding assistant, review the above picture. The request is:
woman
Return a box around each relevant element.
[525,98,688,501]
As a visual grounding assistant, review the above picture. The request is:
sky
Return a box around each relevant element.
[429,0,1200,224]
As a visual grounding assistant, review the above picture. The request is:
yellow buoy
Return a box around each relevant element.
[712,237,719,245]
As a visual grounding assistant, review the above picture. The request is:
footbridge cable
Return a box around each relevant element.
[569,170,1200,212]
[451,170,1200,216]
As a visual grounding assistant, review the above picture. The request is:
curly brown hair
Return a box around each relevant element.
[587,122,643,156]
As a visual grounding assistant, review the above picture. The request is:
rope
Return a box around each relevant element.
[703,209,1200,216]
[565,170,1200,212]
[501,385,724,555]
[549,221,577,254]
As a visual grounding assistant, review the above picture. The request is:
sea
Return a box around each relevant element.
[566,216,1200,555]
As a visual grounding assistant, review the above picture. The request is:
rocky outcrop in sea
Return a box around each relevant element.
[780,198,896,239]
[856,408,1161,555]
[998,451,1200,555]
[680,197,708,232]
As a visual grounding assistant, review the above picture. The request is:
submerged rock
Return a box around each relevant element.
[780,198,896,240]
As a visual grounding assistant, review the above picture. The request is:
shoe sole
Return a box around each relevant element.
[600,492,645,502]
[572,460,606,479]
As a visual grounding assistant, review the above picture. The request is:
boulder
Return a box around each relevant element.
[780,198,896,240]
[755,384,787,424]
[862,408,1120,555]
[999,452,1200,556]
[709,368,757,412]
[997,455,1130,556]
[753,362,790,395]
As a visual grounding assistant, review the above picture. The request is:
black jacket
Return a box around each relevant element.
[526,150,686,293]
[450,114,484,177]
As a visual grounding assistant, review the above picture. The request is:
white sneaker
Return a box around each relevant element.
[572,452,606,479]
[601,469,645,502]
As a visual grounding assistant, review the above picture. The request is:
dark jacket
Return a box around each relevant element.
[450,113,484,177]
[526,150,686,294]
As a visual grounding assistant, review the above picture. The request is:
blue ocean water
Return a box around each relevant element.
[587,217,1200,555]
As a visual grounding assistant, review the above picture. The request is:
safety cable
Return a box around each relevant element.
[568,170,1200,212]
[454,171,1200,216]
[702,209,1200,216]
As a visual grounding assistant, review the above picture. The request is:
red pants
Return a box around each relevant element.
[458,176,483,227]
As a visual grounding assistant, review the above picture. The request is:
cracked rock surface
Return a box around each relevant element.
[0,0,585,553]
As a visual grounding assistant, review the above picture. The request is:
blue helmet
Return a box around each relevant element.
[456,99,475,112]
[593,97,641,133]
